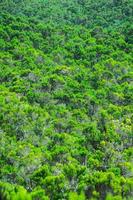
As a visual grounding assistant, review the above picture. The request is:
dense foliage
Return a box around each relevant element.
[0,0,133,199]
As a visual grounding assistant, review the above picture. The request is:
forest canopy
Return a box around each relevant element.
[0,0,133,199]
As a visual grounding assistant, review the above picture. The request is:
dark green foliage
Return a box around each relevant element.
[0,0,133,199]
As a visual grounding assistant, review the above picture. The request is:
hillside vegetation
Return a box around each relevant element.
[0,0,133,199]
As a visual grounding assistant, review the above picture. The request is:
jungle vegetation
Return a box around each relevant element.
[0,0,133,199]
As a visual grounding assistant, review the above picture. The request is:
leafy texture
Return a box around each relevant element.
[0,0,133,199]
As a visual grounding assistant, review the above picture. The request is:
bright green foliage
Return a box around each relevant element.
[69,192,85,200]
[0,182,32,200]
[0,0,133,199]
